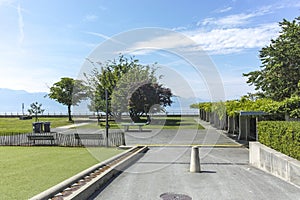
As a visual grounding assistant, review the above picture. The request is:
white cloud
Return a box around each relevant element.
[17,3,24,44]
[125,33,194,52]
[199,8,270,28]
[84,31,125,46]
[200,2,300,28]
[186,23,279,54]
[98,5,108,11]
[215,6,232,13]
[172,26,188,31]
[84,14,98,22]
[84,31,110,40]
[123,23,279,56]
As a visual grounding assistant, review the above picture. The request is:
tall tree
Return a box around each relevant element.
[243,17,300,101]
[48,77,87,121]
[85,55,135,116]
[85,55,173,122]
[28,102,44,122]
[129,83,172,122]
[111,65,172,122]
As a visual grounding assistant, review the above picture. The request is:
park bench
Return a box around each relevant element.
[74,133,104,146]
[121,123,146,132]
[27,134,56,145]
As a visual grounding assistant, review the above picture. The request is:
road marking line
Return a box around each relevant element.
[135,144,244,147]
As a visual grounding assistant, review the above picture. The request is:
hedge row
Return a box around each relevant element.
[258,121,300,160]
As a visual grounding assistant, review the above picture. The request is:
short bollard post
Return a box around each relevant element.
[190,146,201,173]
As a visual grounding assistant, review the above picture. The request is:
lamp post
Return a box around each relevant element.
[105,89,109,147]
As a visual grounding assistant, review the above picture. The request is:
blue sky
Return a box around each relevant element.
[1,0,300,100]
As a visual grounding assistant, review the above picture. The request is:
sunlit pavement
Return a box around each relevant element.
[89,121,300,200]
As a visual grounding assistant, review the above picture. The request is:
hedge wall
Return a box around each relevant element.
[258,121,300,160]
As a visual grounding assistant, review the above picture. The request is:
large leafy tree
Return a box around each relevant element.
[85,55,135,116]
[48,77,87,121]
[86,55,173,122]
[243,17,300,101]
[111,65,172,122]
[128,83,172,122]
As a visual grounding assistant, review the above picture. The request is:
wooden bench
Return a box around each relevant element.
[74,133,104,146]
[121,123,146,132]
[27,134,55,145]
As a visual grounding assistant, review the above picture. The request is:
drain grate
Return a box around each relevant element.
[160,193,192,200]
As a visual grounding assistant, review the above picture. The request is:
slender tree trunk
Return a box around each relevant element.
[146,113,151,124]
[68,104,72,121]
[129,111,141,122]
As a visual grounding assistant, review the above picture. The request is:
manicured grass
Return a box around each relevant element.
[0,146,123,200]
[0,117,73,135]
[147,116,204,129]
[82,116,204,130]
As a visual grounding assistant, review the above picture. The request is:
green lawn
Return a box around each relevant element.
[83,116,204,130]
[0,117,73,135]
[0,146,123,200]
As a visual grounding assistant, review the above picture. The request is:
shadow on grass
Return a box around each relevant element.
[150,118,181,126]
[92,116,203,130]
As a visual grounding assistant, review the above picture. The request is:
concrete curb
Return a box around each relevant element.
[65,146,148,200]
[29,146,148,200]
[249,142,300,188]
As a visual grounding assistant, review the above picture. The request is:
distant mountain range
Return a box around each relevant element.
[0,88,66,114]
[0,88,201,115]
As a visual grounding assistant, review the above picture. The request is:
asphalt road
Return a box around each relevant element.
[88,120,300,200]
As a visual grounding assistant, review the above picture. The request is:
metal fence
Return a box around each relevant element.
[0,131,125,147]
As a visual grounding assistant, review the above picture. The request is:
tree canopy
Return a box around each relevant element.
[85,55,135,115]
[48,77,87,121]
[111,65,172,122]
[192,17,300,119]
[85,55,173,122]
[243,17,300,101]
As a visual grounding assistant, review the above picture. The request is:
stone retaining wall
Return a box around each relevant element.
[249,142,300,187]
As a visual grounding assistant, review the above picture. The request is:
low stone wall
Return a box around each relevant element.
[249,142,300,187]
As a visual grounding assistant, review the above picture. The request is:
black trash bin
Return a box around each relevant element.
[32,122,43,133]
[43,122,51,132]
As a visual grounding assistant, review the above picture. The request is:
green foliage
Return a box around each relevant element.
[48,77,87,121]
[85,55,135,115]
[111,64,157,118]
[225,98,281,116]
[111,65,172,122]
[85,55,173,122]
[280,95,300,118]
[194,96,299,119]
[194,97,288,118]
[211,101,226,120]
[27,102,45,122]
[190,102,212,112]
[243,17,300,101]
[258,121,300,160]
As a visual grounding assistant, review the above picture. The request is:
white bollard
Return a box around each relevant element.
[190,146,201,173]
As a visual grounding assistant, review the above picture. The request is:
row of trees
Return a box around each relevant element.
[47,55,173,122]
[191,96,300,119]
[192,16,300,120]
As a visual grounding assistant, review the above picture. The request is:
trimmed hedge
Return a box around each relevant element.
[258,121,300,160]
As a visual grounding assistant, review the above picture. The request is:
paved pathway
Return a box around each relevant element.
[90,120,300,200]
[124,119,240,147]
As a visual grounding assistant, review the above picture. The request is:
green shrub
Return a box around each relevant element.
[258,121,300,160]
